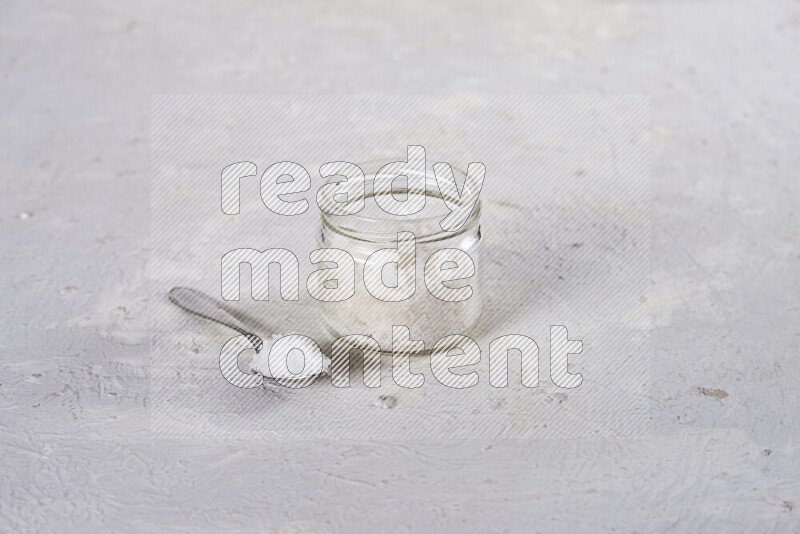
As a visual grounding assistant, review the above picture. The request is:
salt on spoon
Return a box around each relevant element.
[249,333,330,380]
[168,287,331,383]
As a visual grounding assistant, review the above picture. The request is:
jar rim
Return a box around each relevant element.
[319,169,481,244]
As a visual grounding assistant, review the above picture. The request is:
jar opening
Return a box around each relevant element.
[320,169,480,244]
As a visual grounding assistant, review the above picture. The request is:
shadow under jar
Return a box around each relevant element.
[316,166,482,352]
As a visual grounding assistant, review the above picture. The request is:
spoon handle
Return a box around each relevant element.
[168,287,264,353]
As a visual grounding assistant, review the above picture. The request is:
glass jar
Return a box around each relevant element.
[316,166,482,351]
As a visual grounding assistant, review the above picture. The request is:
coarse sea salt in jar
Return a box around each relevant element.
[315,165,482,352]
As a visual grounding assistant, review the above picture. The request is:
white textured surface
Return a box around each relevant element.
[1,1,799,532]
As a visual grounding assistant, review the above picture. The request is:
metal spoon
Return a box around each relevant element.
[169,287,264,352]
[168,287,330,381]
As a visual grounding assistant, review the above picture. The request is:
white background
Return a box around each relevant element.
[1,1,798,532]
